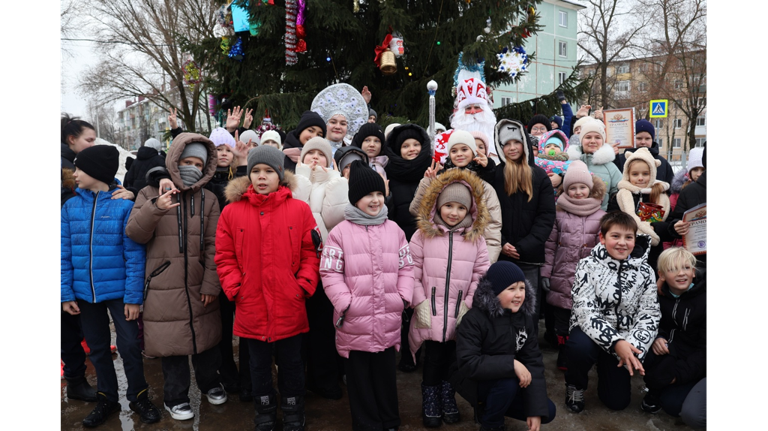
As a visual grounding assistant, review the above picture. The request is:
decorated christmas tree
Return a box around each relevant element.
[199,0,587,130]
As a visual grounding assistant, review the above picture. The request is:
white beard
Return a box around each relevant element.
[450,109,499,158]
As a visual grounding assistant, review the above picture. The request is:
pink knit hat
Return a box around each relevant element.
[563,160,594,190]
[469,131,490,152]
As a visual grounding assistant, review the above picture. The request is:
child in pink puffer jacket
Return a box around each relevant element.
[408,168,491,427]
[320,161,414,431]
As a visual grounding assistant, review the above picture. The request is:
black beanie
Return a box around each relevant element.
[527,114,551,133]
[485,261,526,296]
[295,111,327,138]
[348,160,386,204]
[352,123,385,148]
[74,145,119,186]
[393,127,425,151]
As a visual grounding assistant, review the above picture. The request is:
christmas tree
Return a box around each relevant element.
[200,0,587,130]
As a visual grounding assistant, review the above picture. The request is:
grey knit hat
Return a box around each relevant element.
[498,123,524,147]
[180,143,208,166]
[144,138,163,151]
[247,145,286,180]
[436,182,473,211]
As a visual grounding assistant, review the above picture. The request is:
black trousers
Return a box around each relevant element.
[304,285,341,390]
[422,340,456,386]
[61,311,87,381]
[217,291,251,393]
[552,306,572,337]
[247,335,305,398]
[347,348,400,431]
[564,326,632,411]
[161,346,223,407]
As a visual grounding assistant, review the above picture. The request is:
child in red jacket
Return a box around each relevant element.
[215,145,322,431]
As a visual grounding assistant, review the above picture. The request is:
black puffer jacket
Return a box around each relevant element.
[124,146,166,194]
[492,119,556,265]
[655,171,707,266]
[206,166,248,212]
[644,269,706,387]
[383,124,433,241]
[614,143,674,185]
[452,277,551,421]
[282,129,303,173]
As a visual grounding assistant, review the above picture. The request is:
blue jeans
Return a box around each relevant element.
[78,299,148,402]
[477,377,556,428]
[565,326,632,410]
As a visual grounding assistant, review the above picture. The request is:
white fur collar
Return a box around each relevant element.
[567,143,616,165]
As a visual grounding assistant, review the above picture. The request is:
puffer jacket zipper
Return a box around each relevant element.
[615,261,624,332]
[455,290,463,318]
[442,233,454,342]
[88,191,99,302]
[431,287,436,316]
[181,191,198,354]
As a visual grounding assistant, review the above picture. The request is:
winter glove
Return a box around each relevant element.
[413,300,432,329]
[541,277,551,293]
[456,301,471,326]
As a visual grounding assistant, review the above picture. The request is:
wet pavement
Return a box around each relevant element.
[61,323,698,430]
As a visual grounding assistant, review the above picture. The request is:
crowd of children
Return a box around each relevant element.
[61,83,706,430]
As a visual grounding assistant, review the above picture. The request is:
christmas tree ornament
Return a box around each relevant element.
[285,0,298,65]
[256,110,280,137]
[484,16,492,33]
[295,0,307,53]
[374,33,397,74]
[182,58,202,90]
[228,37,244,61]
[496,46,529,78]
[220,36,231,55]
[389,31,404,56]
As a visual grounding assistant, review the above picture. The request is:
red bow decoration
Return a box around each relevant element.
[373,33,393,65]
[296,39,307,53]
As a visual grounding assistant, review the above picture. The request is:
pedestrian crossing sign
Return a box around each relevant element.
[649,99,668,118]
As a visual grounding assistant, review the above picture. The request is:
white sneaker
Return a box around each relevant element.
[165,402,194,421]
[207,384,228,405]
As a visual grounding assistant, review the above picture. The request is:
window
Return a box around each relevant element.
[616,64,629,74]
[674,80,684,89]
[654,119,663,129]
[696,116,706,126]
[559,41,567,57]
[674,118,682,129]
[639,82,648,92]
[657,138,663,148]
[695,138,705,147]
[501,97,510,106]
[558,72,566,85]
[616,80,630,93]
[673,138,681,148]
[559,11,568,27]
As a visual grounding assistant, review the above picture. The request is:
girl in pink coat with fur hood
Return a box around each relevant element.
[320,161,414,431]
[408,168,491,427]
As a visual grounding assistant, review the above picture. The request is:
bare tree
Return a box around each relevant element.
[635,0,706,155]
[578,0,650,109]
[78,0,217,132]
[86,100,120,145]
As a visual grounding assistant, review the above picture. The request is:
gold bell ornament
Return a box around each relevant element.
[379,48,397,75]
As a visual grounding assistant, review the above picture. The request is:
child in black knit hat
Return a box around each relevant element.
[320,160,414,431]
[282,110,328,173]
[63,145,162,427]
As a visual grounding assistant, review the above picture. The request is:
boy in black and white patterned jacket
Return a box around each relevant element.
[563,211,661,414]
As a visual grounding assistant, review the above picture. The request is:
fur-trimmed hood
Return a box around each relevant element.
[224,170,298,203]
[471,276,536,318]
[415,169,490,243]
[567,140,616,166]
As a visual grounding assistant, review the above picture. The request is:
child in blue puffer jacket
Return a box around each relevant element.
[61,145,161,428]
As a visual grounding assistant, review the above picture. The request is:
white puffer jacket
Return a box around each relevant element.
[293,162,349,241]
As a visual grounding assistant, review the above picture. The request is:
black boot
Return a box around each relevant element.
[281,395,305,431]
[82,393,121,428]
[440,380,460,424]
[254,394,277,431]
[67,376,98,402]
[129,389,161,424]
[421,383,442,428]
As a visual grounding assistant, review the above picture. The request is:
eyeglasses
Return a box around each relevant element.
[531,126,547,133]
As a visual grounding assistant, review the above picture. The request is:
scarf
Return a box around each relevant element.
[384,148,433,184]
[283,147,301,163]
[434,212,473,232]
[556,193,602,216]
[179,165,203,188]
[344,203,389,226]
